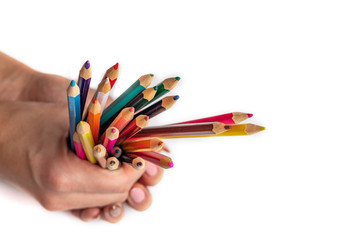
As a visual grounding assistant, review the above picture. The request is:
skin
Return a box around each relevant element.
[0,52,164,223]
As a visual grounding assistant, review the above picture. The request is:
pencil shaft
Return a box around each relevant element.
[67,81,81,151]
[100,74,153,130]
[133,122,230,138]
[173,112,251,125]
[73,132,86,160]
[127,151,173,169]
[77,121,97,164]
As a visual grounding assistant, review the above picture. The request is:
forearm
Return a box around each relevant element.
[0,51,36,101]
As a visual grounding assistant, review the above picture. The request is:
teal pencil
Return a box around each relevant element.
[67,80,81,151]
[99,73,154,133]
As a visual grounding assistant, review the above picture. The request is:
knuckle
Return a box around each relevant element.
[39,170,70,192]
[38,193,61,211]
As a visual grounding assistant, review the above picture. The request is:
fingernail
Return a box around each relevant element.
[130,187,145,203]
[109,204,122,218]
[80,211,93,222]
[146,162,158,176]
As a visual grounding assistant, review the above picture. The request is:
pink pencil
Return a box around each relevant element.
[173,112,253,125]
[73,132,86,160]
[102,127,120,153]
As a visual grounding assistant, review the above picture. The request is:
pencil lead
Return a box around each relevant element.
[85,60,90,69]
[168,162,174,168]
[248,113,253,118]
[129,107,135,112]
[70,80,75,87]
[260,126,266,131]
[114,62,119,70]
[175,76,181,81]
[111,128,117,133]
[173,95,180,100]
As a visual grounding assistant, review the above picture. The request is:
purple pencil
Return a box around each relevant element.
[77,60,92,118]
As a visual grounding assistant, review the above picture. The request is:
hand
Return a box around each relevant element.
[0,52,164,223]
[0,102,163,220]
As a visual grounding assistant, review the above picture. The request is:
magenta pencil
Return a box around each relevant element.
[173,112,253,125]
[102,127,119,153]
[73,132,86,160]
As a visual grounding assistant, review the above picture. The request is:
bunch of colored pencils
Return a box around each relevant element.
[67,61,265,170]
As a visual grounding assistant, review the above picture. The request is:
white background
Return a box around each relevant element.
[1,0,360,239]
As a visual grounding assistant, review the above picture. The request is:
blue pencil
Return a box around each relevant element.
[77,60,91,117]
[67,80,81,151]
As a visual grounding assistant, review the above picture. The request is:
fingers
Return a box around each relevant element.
[61,154,146,193]
[100,203,125,223]
[138,162,164,186]
[71,207,101,222]
[127,183,152,211]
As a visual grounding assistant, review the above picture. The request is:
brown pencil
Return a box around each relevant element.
[133,122,231,138]
[122,137,164,152]
[93,144,107,168]
[116,115,150,145]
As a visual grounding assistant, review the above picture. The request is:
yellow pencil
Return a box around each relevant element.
[76,121,97,164]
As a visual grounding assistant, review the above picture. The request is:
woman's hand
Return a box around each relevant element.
[0,52,164,223]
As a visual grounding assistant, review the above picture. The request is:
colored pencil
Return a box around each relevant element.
[127,151,173,169]
[106,157,120,170]
[124,86,158,112]
[100,73,154,130]
[110,146,122,158]
[159,124,266,139]
[93,144,107,168]
[102,63,119,88]
[133,122,231,138]
[77,60,91,117]
[134,95,179,119]
[99,107,135,140]
[142,76,180,108]
[67,80,81,151]
[73,132,86,160]
[161,143,171,153]
[102,127,119,153]
[120,155,145,170]
[116,115,149,145]
[94,77,111,114]
[88,99,101,143]
[122,138,164,152]
[76,121,97,164]
[173,112,253,125]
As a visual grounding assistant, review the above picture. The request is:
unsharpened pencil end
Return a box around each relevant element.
[248,113,253,118]
[70,80,75,87]
[85,60,90,69]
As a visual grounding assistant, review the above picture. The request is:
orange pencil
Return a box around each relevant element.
[88,99,101,143]
[122,138,164,152]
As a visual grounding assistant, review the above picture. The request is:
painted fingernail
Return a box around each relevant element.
[146,162,158,176]
[130,187,145,203]
[110,204,122,218]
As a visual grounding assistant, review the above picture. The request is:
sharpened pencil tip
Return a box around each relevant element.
[129,107,135,112]
[114,62,119,70]
[149,74,154,77]
[85,60,90,69]
[173,95,180,100]
[248,113,253,118]
[168,162,174,168]
[153,86,158,90]
[175,76,181,81]
[70,80,75,87]
[260,126,266,131]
